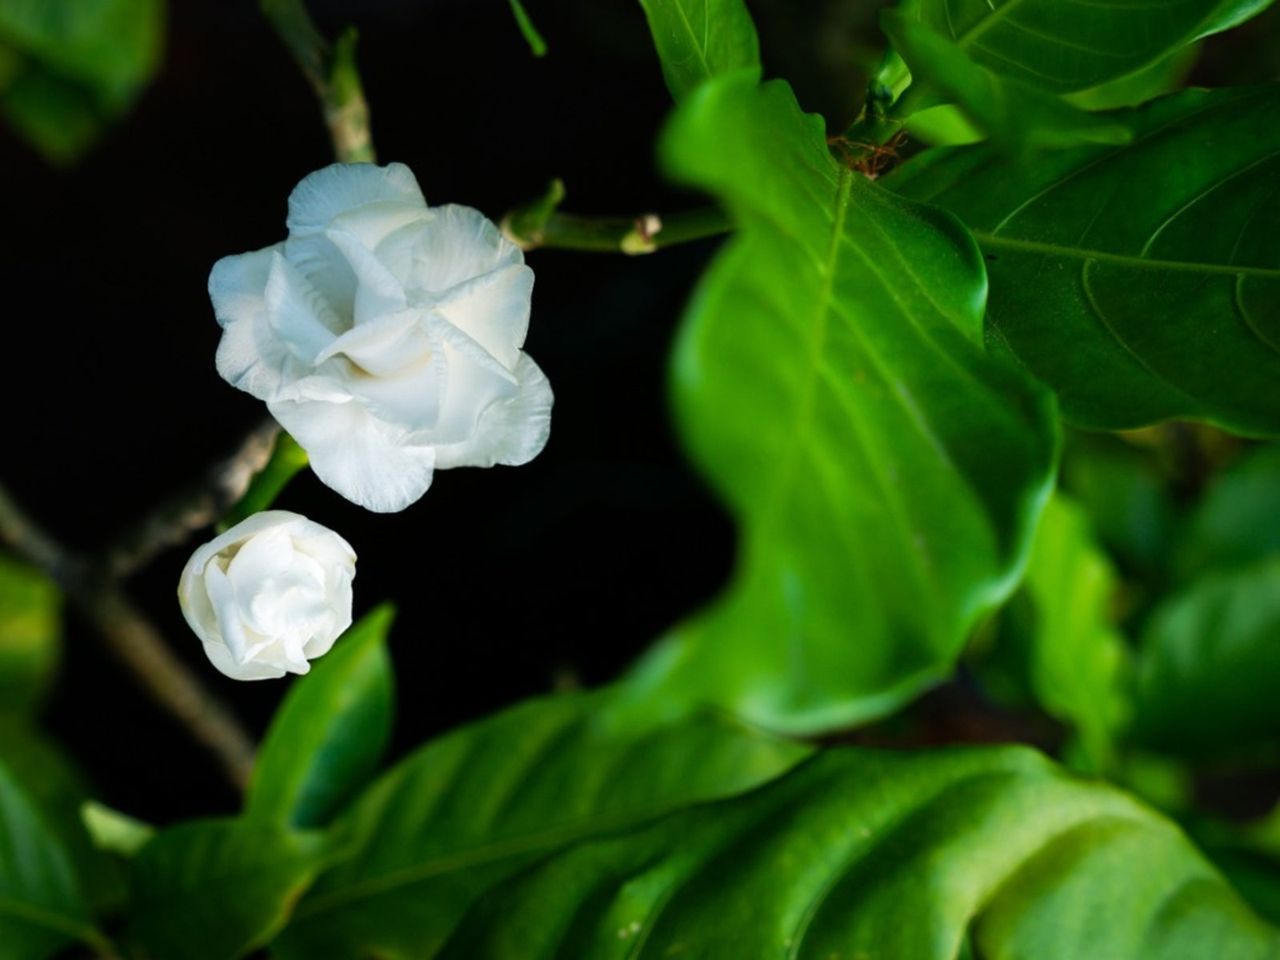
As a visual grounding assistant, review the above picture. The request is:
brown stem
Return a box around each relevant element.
[0,482,256,790]
[102,417,280,581]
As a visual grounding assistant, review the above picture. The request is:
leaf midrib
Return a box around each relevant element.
[666,0,712,81]
[973,232,1280,279]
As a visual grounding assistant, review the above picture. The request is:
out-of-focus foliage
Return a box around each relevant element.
[0,554,59,717]
[0,0,164,163]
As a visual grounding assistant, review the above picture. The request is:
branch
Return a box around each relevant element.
[103,418,280,581]
[262,0,375,163]
[0,483,256,790]
[503,180,732,255]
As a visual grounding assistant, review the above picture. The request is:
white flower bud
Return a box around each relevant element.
[209,162,553,513]
[178,511,356,681]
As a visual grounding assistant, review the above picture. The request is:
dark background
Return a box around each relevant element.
[3,0,1277,822]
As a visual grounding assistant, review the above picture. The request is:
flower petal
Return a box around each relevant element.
[314,310,434,376]
[286,162,425,236]
[434,262,533,370]
[270,398,438,512]
[395,204,522,296]
[265,252,344,365]
[211,245,294,400]
[202,639,287,681]
[326,227,408,324]
[435,352,553,469]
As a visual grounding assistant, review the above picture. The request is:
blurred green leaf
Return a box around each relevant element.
[637,0,760,101]
[246,605,394,829]
[0,0,164,163]
[428,746,1274,958]
[81,802,154,858]
[0,724,124,914]
[129,819,325,960]
[0,553,59,717]
[0,759,109,960]
[896,0,1273,93]
[881,10,1132,155]
[273,691,809,958]
[1066,44,1202,111]
[1175,445,1280,582]
[615,75,1056,734]
[1060,434,1178,584]
[1018,495,1130,772]
[891,86,1280,436]
[1133,557,1280,758]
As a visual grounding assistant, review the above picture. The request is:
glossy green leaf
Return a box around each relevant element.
[881,10,1132,155]
[272,691,810,958]
[433,746,1277,958]
[0,760,107,960]
[892,86,1280,436]
[0,0,164,163]
[1174,445,1280,582]
[1019,495,1130,771]
[0,554,59,717]
[246,605,394,829]
[637,0,760,101]
[896,0,1273,94]
[129,819,325,960]
[1133,557,1280,758]
[616,75,1056,733]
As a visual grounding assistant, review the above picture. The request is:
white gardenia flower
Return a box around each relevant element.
[209,162,552,513]
[178,511,356,681]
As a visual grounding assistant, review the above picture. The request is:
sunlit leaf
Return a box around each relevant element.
[432,746,1276,958]
[272,691,810,958]
[616,75,1056,733]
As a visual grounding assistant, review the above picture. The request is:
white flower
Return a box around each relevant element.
[209,162,553,513]
[178,511,356,681]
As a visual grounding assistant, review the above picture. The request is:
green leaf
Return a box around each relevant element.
[1133,557,1280,758]
[80,802,153,858]
[1066,44,1202,111]
[615,75,1057,733]
[637,0,760,101]
[891,86,1280,436]
[0,724,124,914]
[272,691,810,958]
[1018,495,1130,772]
[0,760,107,960]
[0,0,165,164]
[128,819,325,960]
[1060,433,1177,583]
[896,0,1274,94]
[432,746,1276,958]
[507,0,547,57]
[881,10,1132,155]
[0,553,59,717]
[246,605,394,829]
[1174,445,1280,582]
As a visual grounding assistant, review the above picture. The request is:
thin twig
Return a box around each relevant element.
[0,483,256,789]
[102,418,280,580]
